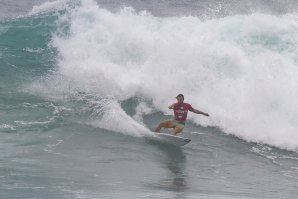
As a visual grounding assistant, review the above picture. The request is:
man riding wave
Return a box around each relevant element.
[154,94,209,135]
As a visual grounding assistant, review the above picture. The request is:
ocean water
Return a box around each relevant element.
[1,0,298,198]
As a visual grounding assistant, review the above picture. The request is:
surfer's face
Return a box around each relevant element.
[177,96,184,103]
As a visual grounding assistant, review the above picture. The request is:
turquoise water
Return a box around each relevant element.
[1,0,298,198]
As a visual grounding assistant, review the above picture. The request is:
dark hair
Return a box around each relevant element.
[176,94,184,99]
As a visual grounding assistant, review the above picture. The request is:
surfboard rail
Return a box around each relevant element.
[152,133,191,146]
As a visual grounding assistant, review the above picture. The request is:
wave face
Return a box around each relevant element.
[2,1,298,198]
[25,0,298,150]
[1,0,298,150]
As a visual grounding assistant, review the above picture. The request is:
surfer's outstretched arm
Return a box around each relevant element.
[190,108,209,117]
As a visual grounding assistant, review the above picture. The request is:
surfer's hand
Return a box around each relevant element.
[168,103,175,109]
[204,113,209,117]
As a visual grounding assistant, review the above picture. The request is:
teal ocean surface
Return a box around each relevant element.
[1,0,298,198]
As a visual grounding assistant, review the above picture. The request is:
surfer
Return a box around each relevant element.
[154,94,209,136]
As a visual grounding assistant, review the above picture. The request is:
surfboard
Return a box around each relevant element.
[153,133,191,146]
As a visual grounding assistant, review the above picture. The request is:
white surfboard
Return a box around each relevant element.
[153,133,191,146]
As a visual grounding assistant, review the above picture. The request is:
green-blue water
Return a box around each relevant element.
[1,0,298,198]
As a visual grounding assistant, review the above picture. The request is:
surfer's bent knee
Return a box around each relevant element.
[161,119,173,128]
[175,125,184,133]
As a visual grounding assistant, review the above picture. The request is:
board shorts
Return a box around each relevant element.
[163,119,185,131]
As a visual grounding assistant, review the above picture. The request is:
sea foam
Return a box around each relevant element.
[32,0,298,150]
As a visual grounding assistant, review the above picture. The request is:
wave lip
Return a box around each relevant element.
[29,0,70,15]
[19,0,298,151]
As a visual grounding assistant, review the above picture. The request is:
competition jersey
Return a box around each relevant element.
[173,103,193,122]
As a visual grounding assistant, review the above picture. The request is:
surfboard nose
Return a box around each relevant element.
[185,139,191,143]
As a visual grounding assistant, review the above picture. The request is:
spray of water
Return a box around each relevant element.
[30,0,298,150]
